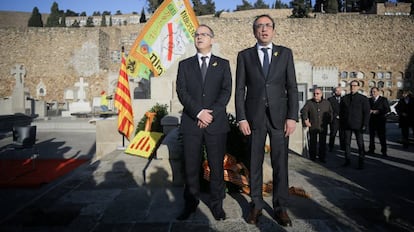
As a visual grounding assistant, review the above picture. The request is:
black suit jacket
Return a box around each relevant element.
[235,44,299,129]
[340,93,370,130]
[369,96,390,124]
[328,96,341,121]
[176,54,232,135]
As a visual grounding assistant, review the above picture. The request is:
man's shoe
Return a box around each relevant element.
[247,208,262,224]
[176,207,196,220]
[274,211,292,227]
[212,208,226,221]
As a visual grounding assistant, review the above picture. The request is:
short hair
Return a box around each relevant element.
[371,87,379,92]
[252,14,275,32]
[350,80,360,86]
[197,24,215,38]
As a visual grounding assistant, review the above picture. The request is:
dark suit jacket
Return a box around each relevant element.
[176,54,232,135]
[396,96,414,127]
[328,96,341,121]
[369,96,390,124]
[235,44,299,129]
[340,93,370,130]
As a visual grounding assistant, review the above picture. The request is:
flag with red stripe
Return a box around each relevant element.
[114,53,134,140]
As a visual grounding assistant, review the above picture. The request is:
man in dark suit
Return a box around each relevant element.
[368,87,390,156]
[235,14,298,227]
[328,86,345,152]
[176,24,232,221]
[340,80,370,169]
[396,90,414,148]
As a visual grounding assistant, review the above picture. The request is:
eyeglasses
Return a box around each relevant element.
[194,32,212,38]
[254,23,273,29]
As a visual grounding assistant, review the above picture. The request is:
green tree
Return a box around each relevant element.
[92,11,101,16]
[65,9,79,17]
[102,11,111,15]
[140,8,147,23]
[273,0,289,9]
[28,7,43,27]
[85,16,94,27]
[204,0,216,14]
[290,0,311,17]
[45,2,61,27]
[101,14,107,26]
[235,0,254,11]
[148,0,164,13]
[115,10,122,15]
[80,11,87,16]
[254,0,270,9]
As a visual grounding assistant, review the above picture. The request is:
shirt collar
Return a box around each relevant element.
[256,43,273,51]
[197,52,211,60]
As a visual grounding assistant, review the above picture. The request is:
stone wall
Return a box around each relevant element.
[0,11,413,104]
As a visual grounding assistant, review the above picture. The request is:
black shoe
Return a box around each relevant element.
[274,211,292,227]
[176,206,197,220]
[247,207,262,224]
[212,208,226,221]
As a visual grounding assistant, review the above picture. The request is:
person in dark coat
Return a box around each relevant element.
[340,80,370,169]
[396,90,414,148]
[328,86,345,152]
[368,87,390,156]
[176,24,232,221]
[301,87,333,162]
[235,14,298,226]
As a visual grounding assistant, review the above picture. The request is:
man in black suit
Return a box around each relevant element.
[396,90,414,148]
[368,87,390,156]
[328,86,345,152]
[176,24,232,221]
[235,14,298,227]
[340,80,370,169]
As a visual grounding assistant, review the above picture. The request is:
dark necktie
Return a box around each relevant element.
[201,56,208,82]
[261,48,269,76]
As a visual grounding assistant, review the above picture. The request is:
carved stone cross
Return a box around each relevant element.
[11,64,26,88]
[74,77,88,102]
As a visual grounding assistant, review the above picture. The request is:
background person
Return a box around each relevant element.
[328,86,345,152]
[301,87,332,162]
[396,90,414,148]
[340,80,370,169]
[176,24,232,221]
[368,87,390,156]
[235,14,298,227]
[100,90,109,112]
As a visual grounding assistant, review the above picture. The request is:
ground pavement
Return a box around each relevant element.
[0,118,413,232]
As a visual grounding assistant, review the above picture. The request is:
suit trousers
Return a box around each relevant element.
[182,132,227,212]
[344,129,365,161]
[249,110,289,211]
[329,119,345,150]
[369,120,387,154]
[308,129,327,161]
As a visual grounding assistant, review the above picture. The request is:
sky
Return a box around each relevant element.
[0,0,288,15]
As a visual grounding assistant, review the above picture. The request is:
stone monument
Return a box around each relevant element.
[61,77,92,117]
